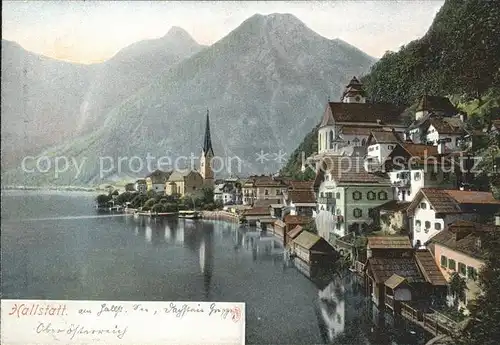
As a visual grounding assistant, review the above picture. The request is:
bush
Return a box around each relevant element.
[96,194,111,205]
[144,198,157,209]
[164,203,178,212]
[142,206,150,212]
[151,203,166,213]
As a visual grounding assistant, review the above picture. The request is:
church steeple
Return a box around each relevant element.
[203,109,214,157]
[200,109,215,184]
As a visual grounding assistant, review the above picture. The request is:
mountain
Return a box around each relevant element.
[77,27,206,133]
[361,0,500,105]
[1,40,94,167]
[1,28,205,171]
[3,13,376,186]
[281,0,500,180]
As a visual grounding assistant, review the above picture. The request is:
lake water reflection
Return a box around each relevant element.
[1,191,431,344]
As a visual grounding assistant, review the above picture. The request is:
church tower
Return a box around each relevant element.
[200,109,215,186]
[341,76,366,103]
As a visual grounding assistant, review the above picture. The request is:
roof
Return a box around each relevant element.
[168,170,200,182]
[287,225,303,239]
[284,215,312,225]
[408,189,500,215]
[369,129,403,144]
[428,220,498,260]
[315,156,391,186]
[287,180,314,191]
[366,257,424,284]
[252,176,288,187]
[269,204,284,209]
[320,102,407,128]
[415,250,448,286]
[401,143,439,158]
[373,200,411,213]
[293,231,322,250]
[384,274,407,289]
[257,217,276,224]
[145,169,172,183]
[367,236,412,249]
[416,95,457,114]
[243,207,271,216]
[274,219,286,228]
[427,117,466,135]
[288,190,316,204]
[254,199,282,207]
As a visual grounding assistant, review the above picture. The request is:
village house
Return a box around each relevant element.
[290,230,339,265]
[213,177,241,205]
[406,189,500,248]
[384,143,456,202]
[406,95,468,151]
[314,156,393,240]
[285,225,303,246]
[364,129,403,168]
[165,170,204,197]
[312,77,407,164]
[427,219,500,312]
[145,169,172,194]
[283,189,317,217]
[372,200,411,235]
[241,175,288,206]
[242,207,271,226]
[134,179,147,194]
[363,236,447,310]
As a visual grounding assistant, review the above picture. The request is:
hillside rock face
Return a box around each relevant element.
[2,13,376,186]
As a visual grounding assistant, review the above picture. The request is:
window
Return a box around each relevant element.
[420,202,427,209]
[336,223,341,230]
[430,172,438,181]
[467,266,478,281]
[353,208,362,218]
[336,209,341,215]
[378,191,388,200]
[336,192,341,199]
[367,191,376,200]
[440,255,448,268]
[388,145,394,150]
[265,189,269,195]
[353,191,362,200]
[448,259,456,271]
[435,223,442,230]
[458,263,467,276]
[415,220,422,228]
[320,192,324,198]
[425,221,431,229]
[414,172,421,181]
[443,172,450,180]
[325,175,330,181]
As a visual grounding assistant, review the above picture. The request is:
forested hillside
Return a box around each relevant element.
[281,0,500,182]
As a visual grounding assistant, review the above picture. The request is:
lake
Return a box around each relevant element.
[1,190,430,344]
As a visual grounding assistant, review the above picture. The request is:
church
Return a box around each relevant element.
[164,110,215,196]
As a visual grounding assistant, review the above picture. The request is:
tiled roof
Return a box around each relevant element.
[318,156,391,185]
[408,189,500,215]
[401,143,439,158]
[366,257,424,284]
[416,95,457,114]
[287,181,314,191]
[243,207,271,216]
[284,215,312,225]
[428,220,498,260]
[146,169,173,183]
[253,176,288,187]
[415,250,448,286]
[341,126,376,135]
[274,219,286,228]
[373,200,411,212]
[254,199,282,207]
[370,130,403,144]
[320,102,407,127]
[168,170,200,182]
[427,117,466,135]
[444,190,500,205]
[288,190,316,204]
[367,236,412,249]
[287,225,303,239]
[293,231,322,250]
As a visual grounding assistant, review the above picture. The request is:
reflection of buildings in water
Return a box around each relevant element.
[175,226,184,244]
[199,229,214,299]
[318,280,346,341]
[164,224,171,241]
[145,225,152,243]
[134,226,139,236]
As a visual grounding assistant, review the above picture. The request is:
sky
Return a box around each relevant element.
[2,1,445,64]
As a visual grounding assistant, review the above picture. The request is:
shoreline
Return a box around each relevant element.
[1,186,99,192]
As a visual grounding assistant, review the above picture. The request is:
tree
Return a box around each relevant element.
[151,203,166,213]
[454,231,500,345]
[111,189,119,196]
[200,187,214,204]
[143,198,157,209]
[96,194,111,205]
[448,272,468,309]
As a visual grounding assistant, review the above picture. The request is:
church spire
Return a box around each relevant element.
[203,109,214,157]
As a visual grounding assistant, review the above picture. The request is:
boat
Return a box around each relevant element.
[178,210,201,219]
